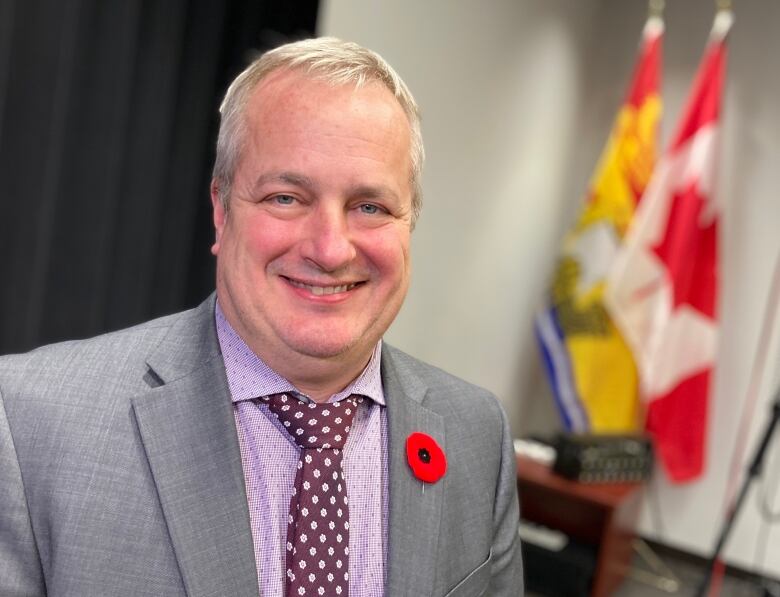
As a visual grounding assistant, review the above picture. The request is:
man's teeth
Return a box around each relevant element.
[288,279,358,295]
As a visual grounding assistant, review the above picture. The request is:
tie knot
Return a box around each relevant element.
[262,393,362,449]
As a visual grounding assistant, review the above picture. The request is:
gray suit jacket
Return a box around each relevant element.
[0,296,522,596]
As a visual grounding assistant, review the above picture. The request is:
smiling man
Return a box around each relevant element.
[212,66,413,401]
[0,38,522,596]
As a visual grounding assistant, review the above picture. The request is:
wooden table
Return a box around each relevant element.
[517,455,643,597]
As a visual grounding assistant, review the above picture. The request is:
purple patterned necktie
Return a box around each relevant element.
[261,393,363,597]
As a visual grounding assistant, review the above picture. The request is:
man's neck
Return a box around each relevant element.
[259,350,372,403]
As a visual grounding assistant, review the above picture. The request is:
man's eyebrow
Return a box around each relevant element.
[253,174,401,203]
[252,171,317,192]
[346,184,400,202]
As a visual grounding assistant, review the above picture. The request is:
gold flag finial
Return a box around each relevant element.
[716,0,732,12]
[648,0,665,18]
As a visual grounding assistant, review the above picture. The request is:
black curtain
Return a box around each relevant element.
[0,0,319,354]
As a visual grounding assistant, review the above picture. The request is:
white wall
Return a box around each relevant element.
[320,0,780,577]
[320,0,600,442]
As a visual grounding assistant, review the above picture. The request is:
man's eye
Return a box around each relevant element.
[272,194,295,205]
[359,204,380,214]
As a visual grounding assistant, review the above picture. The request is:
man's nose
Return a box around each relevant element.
[300,205,357,272]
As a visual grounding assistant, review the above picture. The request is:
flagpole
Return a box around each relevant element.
[694,387,780,597]
[696,249,780,597]
[645,0,664,40]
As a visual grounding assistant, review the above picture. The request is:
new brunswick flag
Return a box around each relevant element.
[605,10,732,482]
[536,16,663,432]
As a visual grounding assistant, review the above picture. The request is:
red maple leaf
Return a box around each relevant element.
[651,183,717,318]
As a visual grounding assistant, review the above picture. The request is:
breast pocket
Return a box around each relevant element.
[443,551,492,597]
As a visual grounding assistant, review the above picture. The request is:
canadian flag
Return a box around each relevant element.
[605,10,732,482]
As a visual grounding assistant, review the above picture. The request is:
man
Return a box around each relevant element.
[0,38,522,596]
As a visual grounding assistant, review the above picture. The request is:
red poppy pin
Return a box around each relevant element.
[406,432,447,483]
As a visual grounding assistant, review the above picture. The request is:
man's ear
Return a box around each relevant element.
[210,180,226,256]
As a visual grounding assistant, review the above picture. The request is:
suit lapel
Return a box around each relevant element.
[131,297,259,597]
[383,348,445,597]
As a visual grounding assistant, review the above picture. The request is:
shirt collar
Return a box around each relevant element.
[215,300,385,406]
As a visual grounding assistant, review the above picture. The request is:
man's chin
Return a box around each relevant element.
[282,331,369,361]
[288,340,359,361]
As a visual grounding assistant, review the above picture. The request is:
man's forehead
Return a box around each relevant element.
[237,66,414,206]
[243,69,411,160]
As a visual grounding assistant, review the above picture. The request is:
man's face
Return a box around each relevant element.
[212,69,413,373]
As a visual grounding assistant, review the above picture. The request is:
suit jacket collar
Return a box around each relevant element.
[144,294,223,384]
[132,295,260,597]
[382,347,445,596]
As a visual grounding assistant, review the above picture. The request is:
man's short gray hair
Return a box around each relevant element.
[212,37,424,225]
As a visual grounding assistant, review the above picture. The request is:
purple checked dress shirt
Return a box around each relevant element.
[215,303,388,597]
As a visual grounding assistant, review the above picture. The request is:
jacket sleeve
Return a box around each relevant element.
[0,384,46,596]
[487,403,524,596]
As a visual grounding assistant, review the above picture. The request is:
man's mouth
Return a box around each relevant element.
[284,277,362,296]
